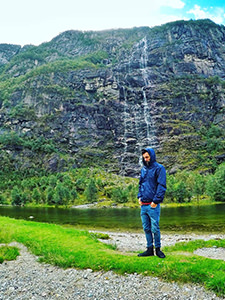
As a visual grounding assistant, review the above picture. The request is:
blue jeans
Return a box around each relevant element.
[140,204,161,248]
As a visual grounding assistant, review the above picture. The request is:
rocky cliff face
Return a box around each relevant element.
[0,19,225,177]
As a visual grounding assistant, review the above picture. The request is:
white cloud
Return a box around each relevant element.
[164,0,185,9]
[187,5,207,19]
[212,7,225,24]
[145,0,185,11]
[187,4,225,25]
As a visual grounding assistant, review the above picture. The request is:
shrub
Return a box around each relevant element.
[84,179,98,203]
[206,164,225,201]
[11,187,27,206]
[49,175,57,188]
[0,194,7,205]
[32,188,41,204]
[173,181,190,203]
[111,187,129,203]
[75,177,88,192]
[54,183,71,206]
[71,188,78,201]
[46,187,54,205]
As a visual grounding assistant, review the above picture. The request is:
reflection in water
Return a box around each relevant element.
[0,204,225,232]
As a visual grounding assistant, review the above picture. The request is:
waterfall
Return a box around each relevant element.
[120,86,140,175]
[143,89,151,142]
[119,37,158,174]
[139,37,158,149]
[122,86,128,165]
[133,103,145,167]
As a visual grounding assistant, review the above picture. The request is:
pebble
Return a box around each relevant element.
[0,232,225,300]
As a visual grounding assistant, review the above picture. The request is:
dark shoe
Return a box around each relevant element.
[138,247,154,257]
[155,248,166,258]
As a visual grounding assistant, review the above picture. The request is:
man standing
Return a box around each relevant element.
[137,147,166,258]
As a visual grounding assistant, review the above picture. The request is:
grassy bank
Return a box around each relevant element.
[0,245,19,263]
[0,216,224,296]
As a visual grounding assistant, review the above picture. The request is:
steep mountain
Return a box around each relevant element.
[0,19,225,177]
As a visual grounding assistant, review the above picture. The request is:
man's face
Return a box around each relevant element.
[143,152,151,163]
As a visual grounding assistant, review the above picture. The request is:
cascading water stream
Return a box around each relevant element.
[121,87,128,167]
[120,37,158,173]
[139,37,158,148]
[124,44,144,159]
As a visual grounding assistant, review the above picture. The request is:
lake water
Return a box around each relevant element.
[1,204,225,232]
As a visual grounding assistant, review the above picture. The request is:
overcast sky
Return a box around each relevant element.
[1,0,225,46]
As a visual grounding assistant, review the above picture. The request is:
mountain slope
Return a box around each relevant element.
[0,19,225,177]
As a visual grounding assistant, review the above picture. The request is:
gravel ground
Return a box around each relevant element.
[96,231,225,261]
[0,232,225,300]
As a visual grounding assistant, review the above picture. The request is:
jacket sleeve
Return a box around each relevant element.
[137,171,143,199]
[153,166,167,204]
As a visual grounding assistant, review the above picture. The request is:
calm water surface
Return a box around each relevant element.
[0,204,224,232]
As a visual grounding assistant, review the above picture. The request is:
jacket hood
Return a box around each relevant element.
[142,147,156,166]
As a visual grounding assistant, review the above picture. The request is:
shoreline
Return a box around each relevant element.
[71,201,225,209]
[1,200,223,209]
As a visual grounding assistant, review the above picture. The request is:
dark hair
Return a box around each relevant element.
[141,149,148,155]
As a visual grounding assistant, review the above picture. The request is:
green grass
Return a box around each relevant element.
[0,216,224,296]
[0,245,20,263]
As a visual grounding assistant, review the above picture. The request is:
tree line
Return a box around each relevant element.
[0,164,225,207]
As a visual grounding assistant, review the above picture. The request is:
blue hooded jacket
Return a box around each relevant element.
[138,148,166,204]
